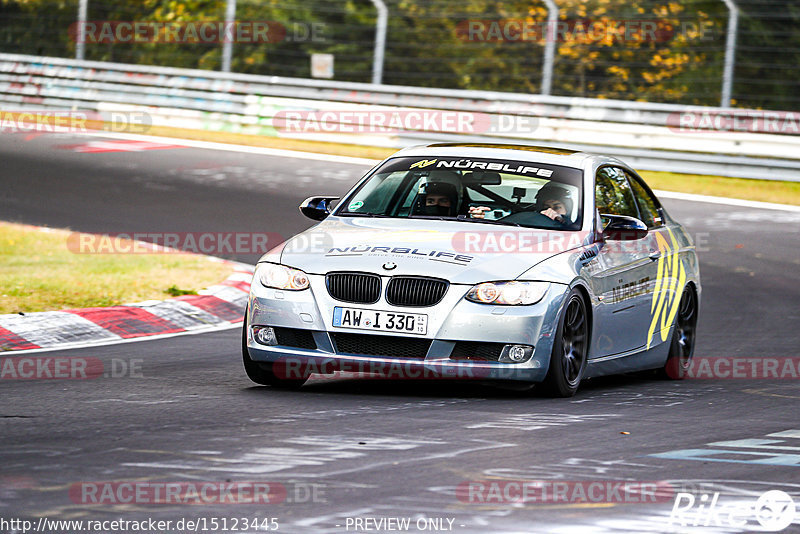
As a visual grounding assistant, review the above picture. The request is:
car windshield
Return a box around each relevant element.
[336,156,583,230]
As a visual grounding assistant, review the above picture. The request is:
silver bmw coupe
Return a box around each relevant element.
[243,143,700,396]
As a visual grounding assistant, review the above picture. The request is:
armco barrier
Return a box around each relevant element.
[1,52,798,181]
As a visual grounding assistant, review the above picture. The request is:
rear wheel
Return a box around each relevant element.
[241,316,308,388]
[540,289,589,397]
[662,285,698,379]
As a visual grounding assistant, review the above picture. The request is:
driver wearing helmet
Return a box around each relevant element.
[531,182,574,225]
[468,182,574,226]
[412,171,462,217]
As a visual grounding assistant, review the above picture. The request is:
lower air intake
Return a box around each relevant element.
[449,341,505,361]
[332,333,430,359]
[273,327,317,350]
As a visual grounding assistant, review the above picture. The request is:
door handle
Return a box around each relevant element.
[649,250,661,261]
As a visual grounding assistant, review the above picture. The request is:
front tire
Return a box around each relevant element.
[661,285,698,379]
[540,289,589,397]
[241,318,308,388]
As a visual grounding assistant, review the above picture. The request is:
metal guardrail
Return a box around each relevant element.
[0,53,798,181]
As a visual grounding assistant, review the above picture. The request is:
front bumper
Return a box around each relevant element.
[245,274,569,384]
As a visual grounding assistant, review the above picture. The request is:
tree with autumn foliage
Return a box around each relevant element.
[0,0,797,109]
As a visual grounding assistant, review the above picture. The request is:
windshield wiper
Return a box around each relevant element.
[342,213,523,227]
[407,215,450,221]
[407,215,523,226]
[338,212,392,218]
[454,217,522,227]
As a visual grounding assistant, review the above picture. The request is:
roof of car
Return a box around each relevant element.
[391,143,600,168]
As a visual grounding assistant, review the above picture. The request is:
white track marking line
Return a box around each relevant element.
[84,131,380,166]
[85,131,800,212]
[654,190,800,212]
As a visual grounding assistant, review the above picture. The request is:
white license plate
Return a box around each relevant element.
[332,307,427,335]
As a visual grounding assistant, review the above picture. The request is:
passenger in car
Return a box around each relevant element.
[534,183,574,225]
[468,182,574,227]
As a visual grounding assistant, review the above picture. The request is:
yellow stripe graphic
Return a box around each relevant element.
[646,228,685,349]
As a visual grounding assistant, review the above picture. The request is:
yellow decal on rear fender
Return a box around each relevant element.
[646,228,686,349]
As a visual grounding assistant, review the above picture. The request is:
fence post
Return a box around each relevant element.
[221,0,237,72]
[76,0,88,60]
[541,0,558,95]
[369,0,388,84]
[720,0,738,107]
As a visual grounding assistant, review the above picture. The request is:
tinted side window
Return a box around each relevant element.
[595,167,639,219]
[627,172,662,228]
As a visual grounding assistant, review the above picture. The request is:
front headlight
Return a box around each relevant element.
[257,263,310,290]
[466,281,549,305]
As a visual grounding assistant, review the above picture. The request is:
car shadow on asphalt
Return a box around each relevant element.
[241,370,670,400]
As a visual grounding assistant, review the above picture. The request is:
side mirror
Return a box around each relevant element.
[299,196,339,221]
[601,214,648,240]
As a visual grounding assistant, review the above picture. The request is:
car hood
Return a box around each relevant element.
[276,217,588,285]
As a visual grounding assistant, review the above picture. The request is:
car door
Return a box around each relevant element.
[625,169,681,351]
[588,166,655,357]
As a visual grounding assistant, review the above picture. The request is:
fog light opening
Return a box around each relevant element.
[253,326,277,346]
[500,344,533,363]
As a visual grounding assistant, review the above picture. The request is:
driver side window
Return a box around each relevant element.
[626,171,663,228]
[595,167,639,221]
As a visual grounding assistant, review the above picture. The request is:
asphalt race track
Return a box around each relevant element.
[2,133,800,534]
